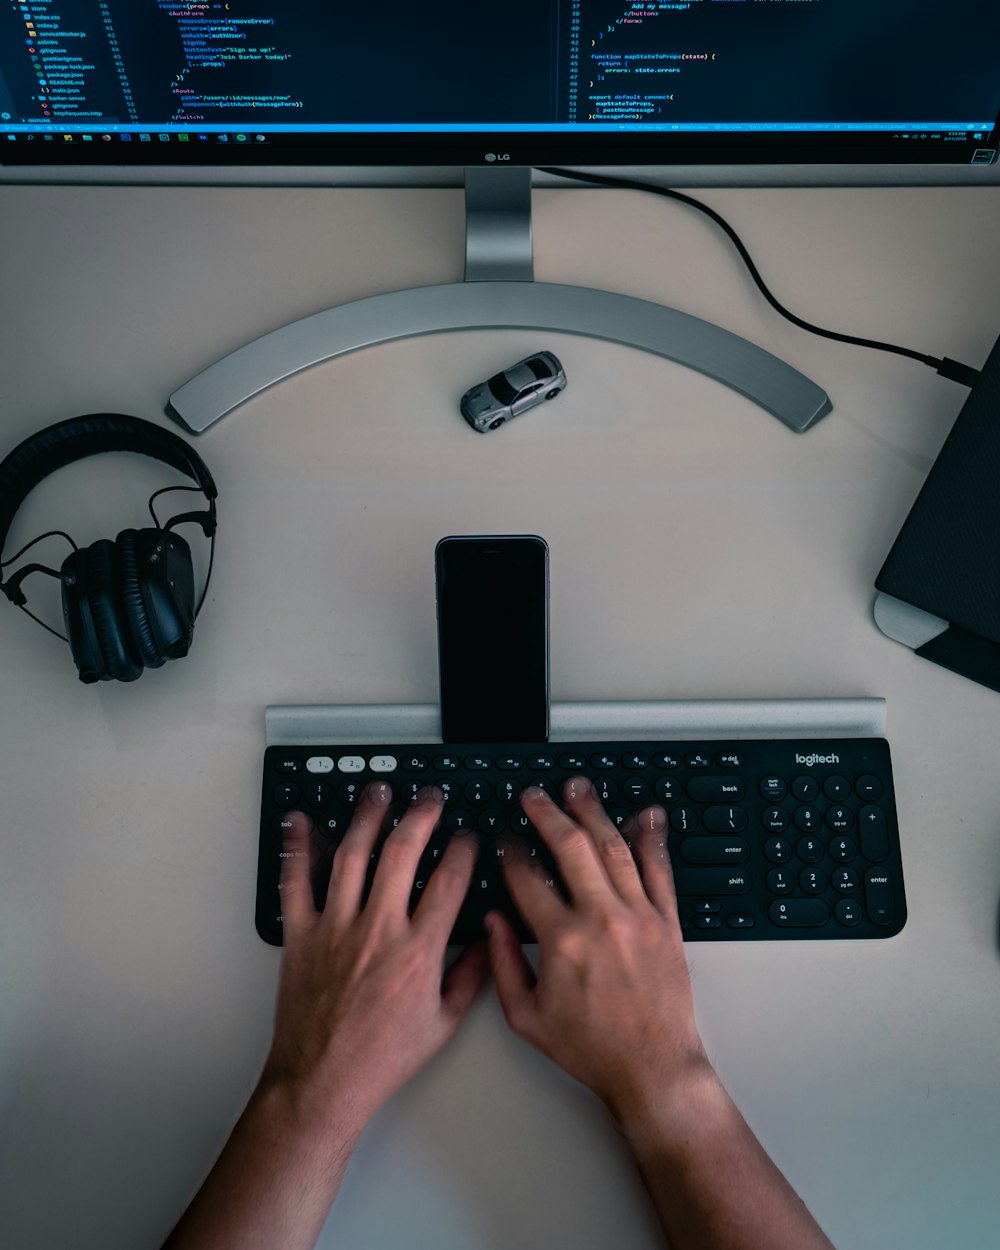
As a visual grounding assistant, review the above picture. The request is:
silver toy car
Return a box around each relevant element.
[460,351,567,432]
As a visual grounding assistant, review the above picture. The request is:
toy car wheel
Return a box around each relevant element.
[488,417,506,430]
[545,389,560,400]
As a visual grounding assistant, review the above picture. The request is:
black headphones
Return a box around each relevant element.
[0,413,218,684]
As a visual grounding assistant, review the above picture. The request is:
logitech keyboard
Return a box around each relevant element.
[255,737,906,944]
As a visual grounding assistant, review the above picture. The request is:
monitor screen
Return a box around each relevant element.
[1,0,998,174]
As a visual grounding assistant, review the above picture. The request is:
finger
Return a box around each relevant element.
[632,806,679,920]
[363,788,444,924]
[325,782,392,928]
[501,854,566,937]
[563,776,647,906]
[485,911,537,1035]
[411,833,478,941]
[520,787,611,908]
[439,941,491,1031]
[278,810,318,936]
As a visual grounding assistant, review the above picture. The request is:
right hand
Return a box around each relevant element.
[486,779,713,1120]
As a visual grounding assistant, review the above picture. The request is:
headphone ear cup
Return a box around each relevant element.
[85,540,144,683]
[132,528,196,660]
[116,529,164,669]
[61,540,143,683]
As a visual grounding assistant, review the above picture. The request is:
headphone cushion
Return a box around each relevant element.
[85,540,143,683]
[117,529,164,668]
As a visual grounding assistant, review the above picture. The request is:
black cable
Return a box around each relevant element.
[0,529,78,567]
[538,166,981,388]
[148,482,202,529]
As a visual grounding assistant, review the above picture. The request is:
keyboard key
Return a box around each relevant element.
[656,777,681,803]
[694,914,722,929]
[336,755,364,773]
[858,805,889,861]
[529,753,556,770]
[726,913,756,929]
[823,774,851,801]
[834,898,863,926]
[276,757,302,774]
[702,805,748,833]
[793,806,822,833]
[686,776,746,802]
[369,755,397,773]
[717,752,743,767]
[856,774,883,800]
[672,868,752,895]
[590,753,617,770]
[558,753,587,770]
[832,867,860,893]
[622,752,650,769]
[766,868,794,894]
[759,775,787,801]
[791,775,819,801]
[464,755,491,770]
[679,837,750,865]
[770,899,830,927]
[306,756,335,774]
[763,836,791,863]
[273,782,300,807]
[433,755,461,770]
[685,752,712,768]
[864,869,895,925]
[799,867,827,895]
[761,806,789,833]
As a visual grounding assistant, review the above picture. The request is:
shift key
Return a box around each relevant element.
[673,867,752,895]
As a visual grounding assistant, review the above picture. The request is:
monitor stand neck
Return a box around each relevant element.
[167,166,830,434]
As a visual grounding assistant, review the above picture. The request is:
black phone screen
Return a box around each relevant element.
[435,535,549,743]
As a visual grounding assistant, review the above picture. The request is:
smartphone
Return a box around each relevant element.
[435,535,549,743]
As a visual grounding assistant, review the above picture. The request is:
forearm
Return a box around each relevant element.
[161,1076,363,1250]
[612,1063,836,1250]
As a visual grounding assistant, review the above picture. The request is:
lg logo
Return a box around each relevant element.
[484,152,511,162]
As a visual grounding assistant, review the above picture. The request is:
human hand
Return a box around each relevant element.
[486,780,713,1123]
[262,785,489,1139]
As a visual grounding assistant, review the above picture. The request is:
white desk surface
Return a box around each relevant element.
[1,181,1000,1250]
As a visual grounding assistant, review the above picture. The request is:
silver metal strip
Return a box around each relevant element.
[265,697,886,746]
[167,279,831,434]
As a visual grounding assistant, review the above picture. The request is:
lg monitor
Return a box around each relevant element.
[2,1,998,431]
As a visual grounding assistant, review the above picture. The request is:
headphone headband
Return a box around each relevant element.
[0,413,217,559]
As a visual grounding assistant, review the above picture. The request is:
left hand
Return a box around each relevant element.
[262,784,489,1138]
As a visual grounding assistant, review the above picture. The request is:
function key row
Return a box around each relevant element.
[276,750,752,776]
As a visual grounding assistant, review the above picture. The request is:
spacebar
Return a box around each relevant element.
[672,868,753,895]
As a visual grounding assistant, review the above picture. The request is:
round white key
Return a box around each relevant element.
[337,755,366,773]
[306,756,334,774]
[369,755,398,773]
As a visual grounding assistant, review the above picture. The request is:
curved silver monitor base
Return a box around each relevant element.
[167,168,831,435]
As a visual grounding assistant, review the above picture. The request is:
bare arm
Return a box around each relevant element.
[487,782,835,1250]
[162,785,488,1250]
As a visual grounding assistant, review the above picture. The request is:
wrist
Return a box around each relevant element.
[606,1050,731,1157]
[251,1066,367,1163]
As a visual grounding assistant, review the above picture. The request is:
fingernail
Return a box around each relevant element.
[640,806,667,832]
[414,784,444,804]
[367,781,391,804]
[523,786,546,802]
